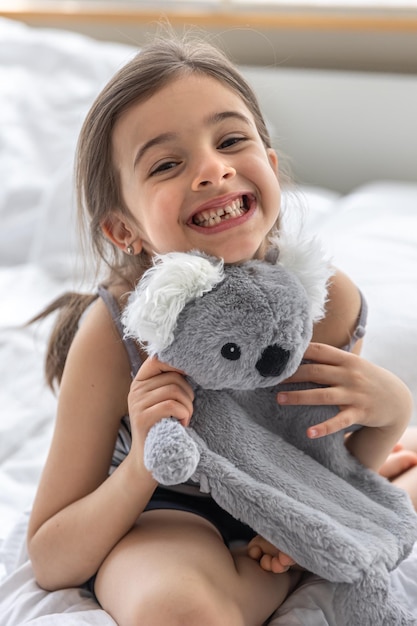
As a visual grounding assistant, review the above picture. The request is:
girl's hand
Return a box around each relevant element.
[277,343,412,439]
[128,356,194,455]
[247,535,297,573]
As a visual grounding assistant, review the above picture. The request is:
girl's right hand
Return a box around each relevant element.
[128,356,195,453]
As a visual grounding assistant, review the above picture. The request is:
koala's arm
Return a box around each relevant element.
[127,356,199,484]
[144,418,200,485]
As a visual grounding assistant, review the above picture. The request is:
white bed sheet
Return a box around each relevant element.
[1,16,417,625]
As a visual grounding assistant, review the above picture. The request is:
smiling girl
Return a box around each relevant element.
[27,34,413,626]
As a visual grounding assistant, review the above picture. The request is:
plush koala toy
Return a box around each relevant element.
[122,237,417,626]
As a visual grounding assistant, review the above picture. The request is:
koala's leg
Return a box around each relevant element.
[333,568,416,626]
[144,418,200,485]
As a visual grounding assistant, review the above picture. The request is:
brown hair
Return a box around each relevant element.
[37,32,277,390]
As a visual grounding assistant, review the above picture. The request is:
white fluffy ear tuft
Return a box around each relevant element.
[122,252,224,356]
[270,234,334,322]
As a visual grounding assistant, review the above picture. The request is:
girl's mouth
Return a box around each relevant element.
[192,195,251,228]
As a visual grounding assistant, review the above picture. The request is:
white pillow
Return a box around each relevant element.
[317,181,417,422]
[0,18,135,270]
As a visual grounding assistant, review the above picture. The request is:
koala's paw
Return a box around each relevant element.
[144,418,200,485]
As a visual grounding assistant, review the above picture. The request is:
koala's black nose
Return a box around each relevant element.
[256,344,290,378]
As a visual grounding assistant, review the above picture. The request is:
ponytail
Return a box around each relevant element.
[30,292,99,391]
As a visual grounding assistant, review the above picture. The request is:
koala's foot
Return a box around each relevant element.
[144,418,200,485]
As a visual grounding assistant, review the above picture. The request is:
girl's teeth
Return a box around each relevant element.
[194,198,246,227]
[225,199,241,214]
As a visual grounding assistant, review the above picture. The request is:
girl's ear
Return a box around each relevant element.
[101,214,142,254]
[267,148,279,174]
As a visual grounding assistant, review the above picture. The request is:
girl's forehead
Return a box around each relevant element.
[161,72,243,98]
[121,73,253,127]
[112,73,257,160]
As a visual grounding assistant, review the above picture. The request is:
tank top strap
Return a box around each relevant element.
[97,285,143,377]
[342,289,368,353]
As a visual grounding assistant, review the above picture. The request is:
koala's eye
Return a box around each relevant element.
[221,343,241,361]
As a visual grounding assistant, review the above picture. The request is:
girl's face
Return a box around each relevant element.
[109,73,281,264]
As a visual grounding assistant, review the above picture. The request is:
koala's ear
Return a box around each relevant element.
[270,234,334,322]
[122,252,224,356]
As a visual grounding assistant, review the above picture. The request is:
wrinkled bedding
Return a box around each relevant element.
[1,16,417,625]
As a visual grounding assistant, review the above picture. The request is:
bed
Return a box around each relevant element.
[1,16,417,625]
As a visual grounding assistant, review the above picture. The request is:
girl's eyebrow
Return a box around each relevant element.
[133,132,177,170]
[206,111,252,127]
[133,111,251,170]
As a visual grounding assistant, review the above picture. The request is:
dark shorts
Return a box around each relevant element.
[144,486,256,546]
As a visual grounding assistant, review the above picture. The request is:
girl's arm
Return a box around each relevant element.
[277,269,413,471]
[280,343,413,471]
[27,298,193,591]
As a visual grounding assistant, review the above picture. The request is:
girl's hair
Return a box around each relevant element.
[37,31,277,390]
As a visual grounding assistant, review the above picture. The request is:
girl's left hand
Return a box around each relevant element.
[247,535,297,573]
[277,342,412,441]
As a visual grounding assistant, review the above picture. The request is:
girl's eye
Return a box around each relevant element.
[150,161,179,176]
[219,136,247,150]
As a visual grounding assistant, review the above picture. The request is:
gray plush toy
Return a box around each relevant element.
[122,236,417,626]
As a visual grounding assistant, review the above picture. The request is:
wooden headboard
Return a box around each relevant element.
[1,1,417,73]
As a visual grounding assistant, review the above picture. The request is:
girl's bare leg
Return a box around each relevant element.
[95,509,296,626]
[393,465,417,509]
[398,426,417,452]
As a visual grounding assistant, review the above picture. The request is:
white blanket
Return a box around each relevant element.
[1,16,417,625]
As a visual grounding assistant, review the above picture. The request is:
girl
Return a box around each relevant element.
[27,33,414,626]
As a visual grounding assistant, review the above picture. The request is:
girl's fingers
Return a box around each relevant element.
[134,381,193,409]
[279,343,365,407]
[285,358,357,387]
[285,343,358,386]
[128,357,195,430]
[285,364,346,386]
[135,355,185,382]
[140,399,194,426]
[277,386,351,407]
[129,380,195,425]
[303,342,349,365]
[133,356,194,401]
[306,409,357,439]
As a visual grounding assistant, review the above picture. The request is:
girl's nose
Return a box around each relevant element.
[191,154,236,190]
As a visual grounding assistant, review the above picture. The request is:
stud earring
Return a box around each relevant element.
[126,244,135,256]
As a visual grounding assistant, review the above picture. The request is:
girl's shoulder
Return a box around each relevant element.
[96,282,147,373]
[61,291,133,416]
[312,268,362,349]
[67,298,130,378]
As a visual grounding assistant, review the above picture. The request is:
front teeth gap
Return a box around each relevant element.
[194,196,248,226]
